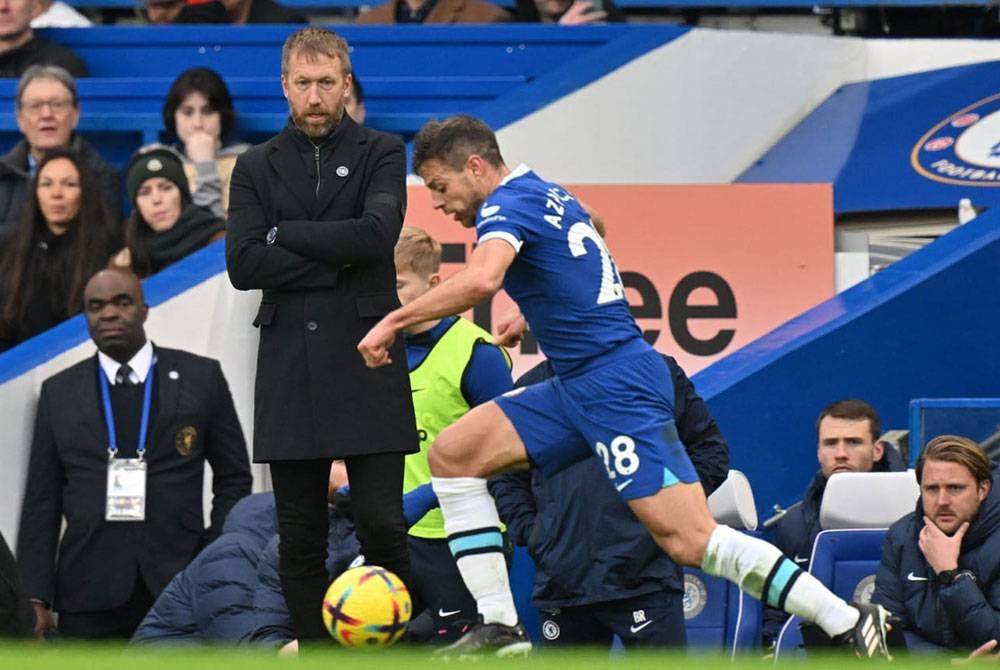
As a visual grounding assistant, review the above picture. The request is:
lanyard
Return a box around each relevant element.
[99,358,155,460]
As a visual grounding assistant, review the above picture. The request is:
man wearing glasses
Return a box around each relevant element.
[0,65,120,239]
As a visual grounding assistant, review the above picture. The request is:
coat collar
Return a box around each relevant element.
[269,115,366,216]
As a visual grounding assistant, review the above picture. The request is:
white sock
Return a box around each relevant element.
[701,525,859,638]
[432,476,518,627]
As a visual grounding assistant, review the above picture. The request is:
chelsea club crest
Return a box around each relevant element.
[912,92,1000,187]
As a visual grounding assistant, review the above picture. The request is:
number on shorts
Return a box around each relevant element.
[595,435,640,478]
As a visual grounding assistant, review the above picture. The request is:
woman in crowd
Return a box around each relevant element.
[0,149,115,351]
[154,67,249,219]
[112,147,225,278]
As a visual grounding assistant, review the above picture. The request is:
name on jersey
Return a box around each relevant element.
[543,186,575,230]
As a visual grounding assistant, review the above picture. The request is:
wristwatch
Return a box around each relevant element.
[266,226,278,246]
[937,568,976,586]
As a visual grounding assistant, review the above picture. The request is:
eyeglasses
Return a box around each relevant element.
[19,99,75,115]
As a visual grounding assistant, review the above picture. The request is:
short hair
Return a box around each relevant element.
[816,399,881,443]
[15,65,78,109]
[395,226,441,278]
[412,115,505,175]
[162,67,237,140]
[916,435,992,486]
[282,27,352,77]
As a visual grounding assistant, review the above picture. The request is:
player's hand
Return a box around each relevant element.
[558,1,607,24]
[495,309,527,348]
[278,639,299,656]
[32,602,55,640]
[956,639,999,664]
[919,516,967,574]
[184,131,218,163]
[358,319,397,368]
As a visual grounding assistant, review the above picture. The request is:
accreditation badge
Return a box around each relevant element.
[106,458,147,521]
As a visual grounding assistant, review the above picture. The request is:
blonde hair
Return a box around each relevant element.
[395,226,441,278]
[282,27,352,76]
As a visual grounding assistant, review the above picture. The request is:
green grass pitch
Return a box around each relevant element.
[0,644,964,670]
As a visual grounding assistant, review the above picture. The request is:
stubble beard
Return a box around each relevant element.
[290,103,343,140]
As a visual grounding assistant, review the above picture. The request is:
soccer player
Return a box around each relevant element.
[357,115,893,658]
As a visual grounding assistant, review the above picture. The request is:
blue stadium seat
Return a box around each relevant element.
[683,563,762,655]
[774,528,888,659]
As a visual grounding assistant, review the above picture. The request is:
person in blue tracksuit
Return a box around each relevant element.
[763,399,905,647]
[131,492,278,644]
[872,435,1000,652]
[489,355,729,649]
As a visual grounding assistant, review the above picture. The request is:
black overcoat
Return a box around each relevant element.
[226,117,417,462]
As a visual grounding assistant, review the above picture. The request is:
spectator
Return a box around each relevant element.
[112,148,225,277]
[0,149,115,352]
[355,0,508,24]
[173,0,306,24]
[345,75,365,125]
[16,267,252,639]
[0,66,119,238]
[511,0,624,23]
[872,435,1000,652]
[490,355,729,650]
[142,0,187,23]
[763,399,905,646]
[31,0,92,27]
[151,67,250,219]
[130,492,278,645]
[0,0,86,76]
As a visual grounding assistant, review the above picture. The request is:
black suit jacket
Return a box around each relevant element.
[226,117,417,462]
[15,346,251,614]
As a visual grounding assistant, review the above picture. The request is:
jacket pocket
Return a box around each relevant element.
[253,302,276,328]
[355,294,398,318]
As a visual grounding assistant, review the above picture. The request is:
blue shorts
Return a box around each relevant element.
[495,349,699,500]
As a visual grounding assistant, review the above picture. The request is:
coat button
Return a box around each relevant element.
[306,321,318,331]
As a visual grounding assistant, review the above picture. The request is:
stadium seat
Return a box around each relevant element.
[682,470,762,655]
[818,471,918,529]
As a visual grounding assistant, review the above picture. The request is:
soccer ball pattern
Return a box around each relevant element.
[322,565,412,647]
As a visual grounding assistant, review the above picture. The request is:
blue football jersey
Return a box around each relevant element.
[476,165,643,376]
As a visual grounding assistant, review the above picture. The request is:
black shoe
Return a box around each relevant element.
[435,619,532,659]
[838,602,893,659]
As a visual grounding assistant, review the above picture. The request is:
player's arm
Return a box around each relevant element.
[358,239,516,368]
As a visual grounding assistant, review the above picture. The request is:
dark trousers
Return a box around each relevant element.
[270,454,410,643]
[538,590,686,649]
[58,573,155,639]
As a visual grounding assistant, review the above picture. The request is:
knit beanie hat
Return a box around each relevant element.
[126,147,190,204]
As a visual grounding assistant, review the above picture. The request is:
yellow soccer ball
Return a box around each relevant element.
[322,565,412,648]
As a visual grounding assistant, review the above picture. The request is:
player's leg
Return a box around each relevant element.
[429,382,588,655]
[572,352,891,658]
[428,400,526,629]
[627,486,864,642]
